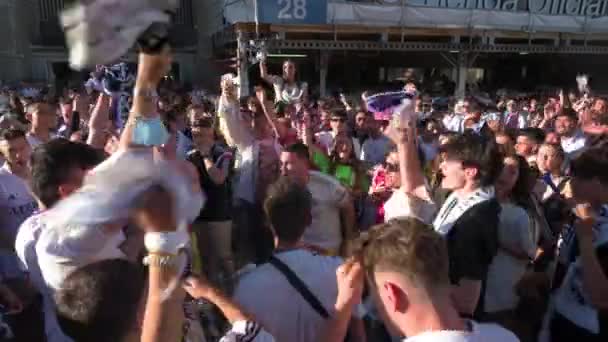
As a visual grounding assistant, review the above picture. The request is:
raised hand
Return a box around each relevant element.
[137,44,173,85]
[255,86,267,105]
[335,259,365,312]
[543,103,557,120]
[182,275,214,299]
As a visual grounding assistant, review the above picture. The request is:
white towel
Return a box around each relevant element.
[47,150,205,233]
[61,0,179,69]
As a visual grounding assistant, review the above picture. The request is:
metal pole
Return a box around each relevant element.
[320,51,329,97]
[254,0,260,37]
[456,52,467,99]
[237,31,250,97]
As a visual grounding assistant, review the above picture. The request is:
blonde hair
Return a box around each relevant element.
[355,218,449,289]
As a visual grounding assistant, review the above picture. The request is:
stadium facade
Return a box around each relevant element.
[1,0,608,95]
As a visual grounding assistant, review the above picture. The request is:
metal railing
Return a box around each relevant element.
[268,39,608,54]
[175,0,195,26]
[39,0,63,22]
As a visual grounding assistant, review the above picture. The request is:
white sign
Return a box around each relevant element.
[412,0,608,17]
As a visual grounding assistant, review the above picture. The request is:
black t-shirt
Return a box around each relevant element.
[445,199,501,317]
[187,145,232,222]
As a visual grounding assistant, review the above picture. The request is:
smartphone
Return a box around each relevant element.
[70,110,80,133]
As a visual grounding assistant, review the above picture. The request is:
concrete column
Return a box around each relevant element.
[319,51,329,97]
[455,52,467,99]
[192,0,223,88]
[0,0,33,82]
[237,31,249,97]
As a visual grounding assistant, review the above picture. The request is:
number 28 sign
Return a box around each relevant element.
[257,0,328,24]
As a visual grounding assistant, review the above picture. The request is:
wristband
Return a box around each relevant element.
[143,253,179,269]
[144,231,189,255]
[133,87,158,100]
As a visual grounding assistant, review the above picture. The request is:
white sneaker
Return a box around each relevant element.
[61,0,179,70]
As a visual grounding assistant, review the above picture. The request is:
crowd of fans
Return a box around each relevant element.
[0,45,606,342]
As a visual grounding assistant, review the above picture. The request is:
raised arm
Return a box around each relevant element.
[322,260,365,342]
[183,275,276,342]
[119,47,172,150]
[390,115,429,201]
[259,59,276,85]
[260,59,268,79]
[217,78,254,150]
[87,93,111,149]
[255,87,279,138]
[132,186,186,342]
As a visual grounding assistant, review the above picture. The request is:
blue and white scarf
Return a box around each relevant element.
[433,187,495,236]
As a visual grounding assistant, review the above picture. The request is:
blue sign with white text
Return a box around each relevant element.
[257,0,328,24]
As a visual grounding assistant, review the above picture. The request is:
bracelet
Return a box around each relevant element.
[144,231,189,255]
[143,253,179,269]
[133,87,159,100]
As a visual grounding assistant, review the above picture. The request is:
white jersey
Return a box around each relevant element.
[0,167,37,246]
[553,205,608,334]
[0,166,37,280]
[406,321,519,342]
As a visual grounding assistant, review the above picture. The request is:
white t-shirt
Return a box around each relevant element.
[405,320,519,342]
[35,221,126,291]
[304,171,350,252]
[0,167,38,280]
[484,203,536,313]
[15,212,72,342]
[0,167,37,247]
[383,188,437,224]
[268,75,307,104]
[233,250,360,342]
